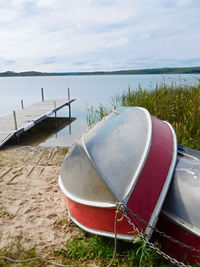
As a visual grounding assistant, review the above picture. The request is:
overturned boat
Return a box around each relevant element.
[59,107,200,264]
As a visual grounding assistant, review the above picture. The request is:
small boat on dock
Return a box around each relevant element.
[59,107,200,264]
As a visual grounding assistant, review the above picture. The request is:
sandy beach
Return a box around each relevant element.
[0,146,80,265]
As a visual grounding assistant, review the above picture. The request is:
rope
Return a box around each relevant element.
[2,256,39,263]
[2,256,73,266]
[106,203,123,267]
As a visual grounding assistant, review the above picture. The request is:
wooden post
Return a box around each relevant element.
[54,100,57,117]
[67,87,70,100]
[41,88,44,102]
[68,104,71,119]
[21,99,24,110]
[68,87,71,118]
[69,123,71,135]
[13,110,17,130]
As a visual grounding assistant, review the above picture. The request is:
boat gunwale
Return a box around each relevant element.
[123,107,152,202]
[68,209,133,241]
[161,211,200,238]
[144,121,177,238]
[58,175,117,208]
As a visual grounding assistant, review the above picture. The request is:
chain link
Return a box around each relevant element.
[123,205,200,254]
[120,204,195,267]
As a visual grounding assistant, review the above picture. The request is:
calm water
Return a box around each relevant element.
[0,74,198,146]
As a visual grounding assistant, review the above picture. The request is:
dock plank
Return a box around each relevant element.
[0,98,75,148]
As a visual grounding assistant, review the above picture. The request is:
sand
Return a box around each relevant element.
[0,146,78,264]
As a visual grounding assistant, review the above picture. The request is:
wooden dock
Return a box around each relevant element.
[0,98,75,148]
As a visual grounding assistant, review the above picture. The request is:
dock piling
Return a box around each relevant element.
[67,87,70,100]
[69,123,71,135]
[41,88,44,102]
[13,110,17,130]
[67,87,71,119]
[21,99,24,110]
[69,104,71,119]
[54,100,57,117]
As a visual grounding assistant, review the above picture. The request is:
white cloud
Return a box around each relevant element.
[0,0,199,71]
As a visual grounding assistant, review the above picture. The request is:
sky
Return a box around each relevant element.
[0,0,200,72]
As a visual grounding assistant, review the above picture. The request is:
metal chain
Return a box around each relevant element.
[120,204,193,267]
[122,205,200,254]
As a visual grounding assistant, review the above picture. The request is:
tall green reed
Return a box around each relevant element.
[122,81,200,150]
[86,95,120,126]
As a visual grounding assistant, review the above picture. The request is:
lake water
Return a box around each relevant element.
[0,74,198,146]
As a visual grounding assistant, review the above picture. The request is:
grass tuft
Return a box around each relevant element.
[53,232,168,266]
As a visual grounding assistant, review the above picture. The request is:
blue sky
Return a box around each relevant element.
[0,0,200,72]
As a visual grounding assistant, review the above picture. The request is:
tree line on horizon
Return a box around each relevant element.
[0,66,200,77]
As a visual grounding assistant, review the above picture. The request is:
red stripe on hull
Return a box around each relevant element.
[127,116,174,232]
[66,197,134,237]
[152,213,200,264]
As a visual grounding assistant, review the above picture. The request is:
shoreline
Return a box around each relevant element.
[1,67,200,77]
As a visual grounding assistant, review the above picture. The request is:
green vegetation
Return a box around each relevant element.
[87,80,200,150]
[121,81,200,150]
[54,232,167,267]
[0,247,41,267]
[0,233,168,266]
[1,66,200,77]
[86,104,111,126]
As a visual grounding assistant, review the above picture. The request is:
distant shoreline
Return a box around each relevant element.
[1,66,200,77]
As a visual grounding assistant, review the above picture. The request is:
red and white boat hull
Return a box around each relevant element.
[58,107,200,264]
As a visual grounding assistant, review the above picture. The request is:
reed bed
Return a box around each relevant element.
[87,81,200,150]
[114,80,200,150]
[121,81,200,150]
